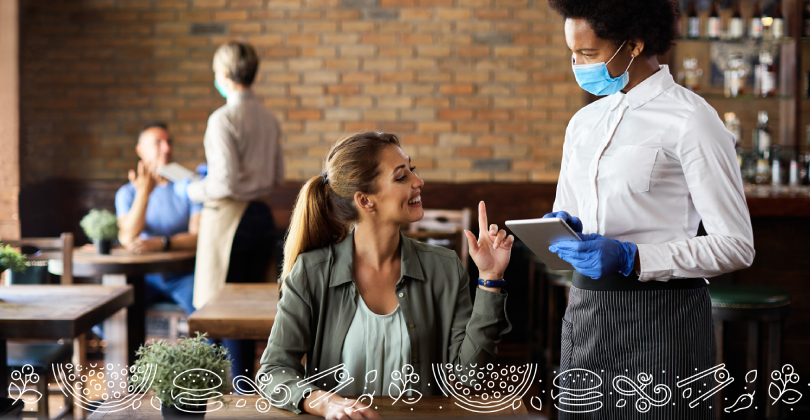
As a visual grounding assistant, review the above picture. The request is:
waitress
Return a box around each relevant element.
[176,41,284,380]
[545,0,754,418]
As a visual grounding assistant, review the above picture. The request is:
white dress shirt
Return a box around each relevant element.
[553,66,755,281]
[188,90,284,203]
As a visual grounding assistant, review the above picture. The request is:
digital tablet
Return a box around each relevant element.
[158,162,201,183]
[505,218,582,271]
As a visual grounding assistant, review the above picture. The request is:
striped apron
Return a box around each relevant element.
[558,272,716,419]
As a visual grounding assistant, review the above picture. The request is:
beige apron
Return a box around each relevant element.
[193,197,249,309]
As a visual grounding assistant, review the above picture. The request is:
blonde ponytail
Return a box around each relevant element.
[281,132,402,287]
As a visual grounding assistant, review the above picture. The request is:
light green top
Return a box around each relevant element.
[339,295,411,397]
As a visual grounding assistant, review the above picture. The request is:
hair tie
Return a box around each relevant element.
[321,172,328,185]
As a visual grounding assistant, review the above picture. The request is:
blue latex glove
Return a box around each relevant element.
[542,211,583,233]
[174,178,190,199]
[549,233,638,279]
[196,163,208,179]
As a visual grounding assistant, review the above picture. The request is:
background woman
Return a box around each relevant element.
[176,41,285,381]
[544,0,754,418]
[257,132,514,419]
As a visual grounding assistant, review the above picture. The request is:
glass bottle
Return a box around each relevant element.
[800,126,810,185]
[707,2,721,39]
[729,3,745,39]
[754,111,772,185]
[804,1,810,37]
[772,2,785,39]
[683,58,703,91]
[724,54,746,97]
[725,112,744,169]
[687,1,701,38]
[751,2,764,38]
[755,51,778,97]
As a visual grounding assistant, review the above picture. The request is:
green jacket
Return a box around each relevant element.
[256,232,512,414]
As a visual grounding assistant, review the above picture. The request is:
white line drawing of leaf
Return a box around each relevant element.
[512,399,522,410]
[403,390,422,404]
[236,399,247,408]
[769,381,783,403]
[24,389,42,403]
[780,389,802,405]
[365,370,378,384]
[682,388,692,399]
[745,370,757,384]
[8,383,23,403]
[617,399,627,408]
[389,382,403,404]
[530,396,542,411]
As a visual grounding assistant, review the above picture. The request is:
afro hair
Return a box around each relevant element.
[548,0,679,57]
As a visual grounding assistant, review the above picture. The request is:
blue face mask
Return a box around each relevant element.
[214,79,228,99]
[571,40,635,96]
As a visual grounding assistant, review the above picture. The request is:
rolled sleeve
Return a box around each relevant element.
[448,260,512,367]
[187,111,238,203]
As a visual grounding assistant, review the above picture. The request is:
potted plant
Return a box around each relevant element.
[130,333,232,419]
[0,243,26,417]
[79,209,119,254]
[0,243,26,275]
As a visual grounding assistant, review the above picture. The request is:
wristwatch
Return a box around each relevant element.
[161,235,171,251]
[478,278,506,288]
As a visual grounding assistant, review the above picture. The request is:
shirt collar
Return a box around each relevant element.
[609,65,674,111]
[226,89,255,105]
[329,231,426,288]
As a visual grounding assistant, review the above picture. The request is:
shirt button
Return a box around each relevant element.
[409,323,415,329]
[398,292,404,297]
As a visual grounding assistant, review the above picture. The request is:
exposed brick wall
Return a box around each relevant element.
[19,0,582,186]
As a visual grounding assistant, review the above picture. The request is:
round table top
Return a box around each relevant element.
[48,248,196,277]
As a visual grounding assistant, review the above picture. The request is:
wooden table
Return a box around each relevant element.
[48,249,195,368]
[188,283,279,340]
[0,285,134,398]
[87,395,528,419]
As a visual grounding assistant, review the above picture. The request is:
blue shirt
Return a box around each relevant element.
[115,182,203,239]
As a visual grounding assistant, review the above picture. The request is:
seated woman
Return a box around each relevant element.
[257,132,514,419]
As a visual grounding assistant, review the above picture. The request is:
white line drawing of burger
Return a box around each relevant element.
[170,368,225,413]
[552,368,604,413]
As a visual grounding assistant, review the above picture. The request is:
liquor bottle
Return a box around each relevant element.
[754,111,772,185]
[729,3,745,39]
[687,2,701,38]
[755,51,778,97]
[771,145,782,186]
[772,2,785,39]
[804,1,810,37]
[751,2,764,38]
[707,2,721,38]
[801,126,810,185]
[725,112,744,168]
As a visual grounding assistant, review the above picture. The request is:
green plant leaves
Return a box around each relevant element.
[80,209,119,240]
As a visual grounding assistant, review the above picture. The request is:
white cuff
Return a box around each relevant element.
[636,243,673,281]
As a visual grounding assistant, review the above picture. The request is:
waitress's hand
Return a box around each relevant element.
[464,201,514,281]
[542,211,582,233]
[550,233,638,279]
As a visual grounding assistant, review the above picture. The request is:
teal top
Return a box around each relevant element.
[339,295,411,396]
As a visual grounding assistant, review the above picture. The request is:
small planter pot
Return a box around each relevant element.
[94,239,112,255]
[161,404,206,419]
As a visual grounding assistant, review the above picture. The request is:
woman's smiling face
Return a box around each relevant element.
[361,144,425,226]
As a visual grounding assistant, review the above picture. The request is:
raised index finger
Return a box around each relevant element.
[477,201,489,236]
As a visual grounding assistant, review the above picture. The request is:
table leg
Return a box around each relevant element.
[102,275,129,396]
[126,274,146,365]
[0,339,7,399]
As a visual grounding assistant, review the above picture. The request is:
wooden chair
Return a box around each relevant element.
[2,234,73,285]
[2,234,79,420]
[403,208,472,270]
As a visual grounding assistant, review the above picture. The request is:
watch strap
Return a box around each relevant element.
[162,235,171,251]
[478,278,506,288]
